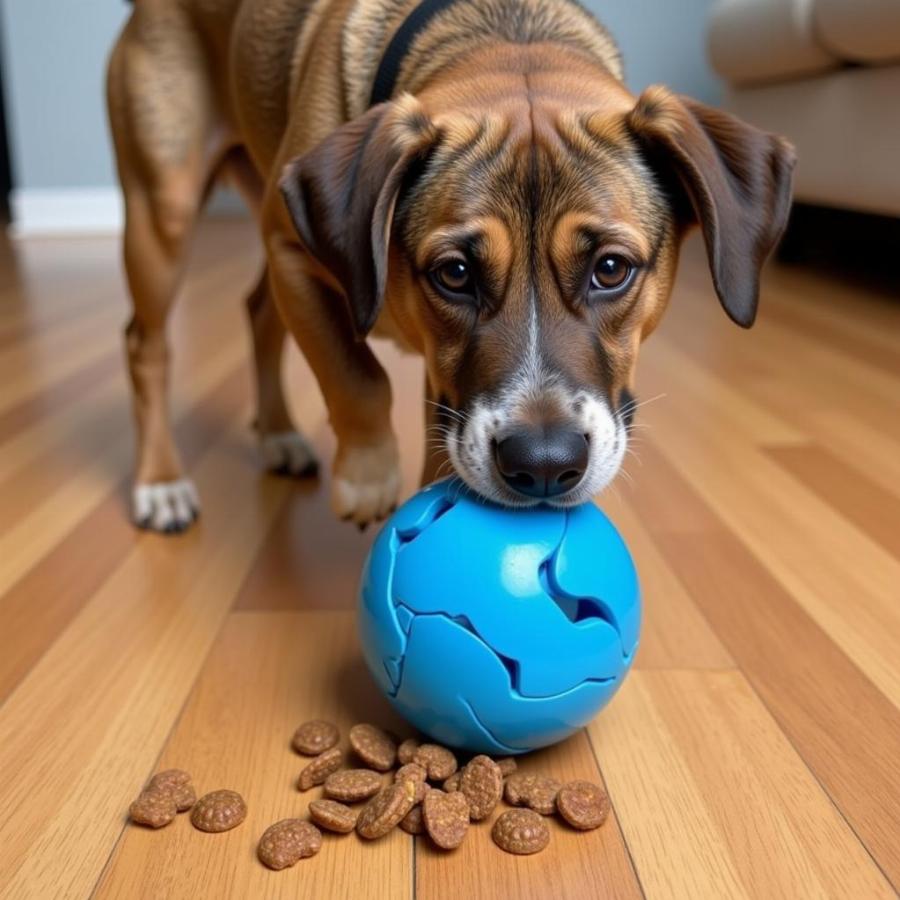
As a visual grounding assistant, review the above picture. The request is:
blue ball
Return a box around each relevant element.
[357,479,641,754]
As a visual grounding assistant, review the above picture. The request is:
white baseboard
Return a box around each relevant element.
[9,187,124,237]
[8,186,249,237]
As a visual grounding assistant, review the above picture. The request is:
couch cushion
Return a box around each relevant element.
[709,0,837,86]
[725,65,900,216]
[814,0,900,64]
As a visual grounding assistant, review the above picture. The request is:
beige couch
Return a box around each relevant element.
[708,0,900,217]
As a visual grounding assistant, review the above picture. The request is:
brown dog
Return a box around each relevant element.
[107,0,794,533]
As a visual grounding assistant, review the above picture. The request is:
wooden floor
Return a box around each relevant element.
[0,216,898,900]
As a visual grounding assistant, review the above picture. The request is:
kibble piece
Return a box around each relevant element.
[397,738,420,765]
[147,769,195,812]
[297,747,343,791]
[309,799,358,834]
[257,819,322,869]
[129,790,177,828]
[147,768,191,789]
[414,744,458,781]
[556,780,611,831]
[492,808,550,855]
[356,781,418,839]
[395,762,427,784]
[504,773,561,816]
[291,720,340,756]
[422,789,469,850]
[495,757,518,777]
[460,755,503,821]
[395,763,429,803]
[398,804,425,835]
[324,768,384,802]
[442,771,461,792]
[190,789,247,833]
[349,724,397,771]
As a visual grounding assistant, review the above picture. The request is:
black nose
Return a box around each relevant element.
[494,428,589,499]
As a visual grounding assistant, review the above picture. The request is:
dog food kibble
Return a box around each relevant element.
[324,768,384,802]
[257,819,322,869]
[129,790,178,828]
[460,755,503,821]
[556,780,611,831]
[492,809,550,855]
[349,723,398,771]
[148,768,191,789]
[414,743,458,781]
[129,768,197,827]
[147,769,196,811]
[190,789,247,832]
[297,747,343,791]
[397,738,420,765]
[422,789,469,849]
[356,781,418,839]
[504,773,561,815]
[442,771,462,792]
[309,799,358,834]
[123,718,613,870]
[395,763,429,803]
[291,719,340,756]
[398,804,425,835]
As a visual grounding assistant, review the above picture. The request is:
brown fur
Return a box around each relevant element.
[108,0,795,530]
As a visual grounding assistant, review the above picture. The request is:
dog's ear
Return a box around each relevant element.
[280,95,439,336]
[626,86,795,327]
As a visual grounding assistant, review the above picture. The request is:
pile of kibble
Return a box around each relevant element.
[127,721,610,870]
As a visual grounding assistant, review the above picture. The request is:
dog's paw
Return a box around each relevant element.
[132,478,200,534]
[260,430,319,478]
[332,438,400,528]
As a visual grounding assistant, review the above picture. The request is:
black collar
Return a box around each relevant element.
[369,0,462,107]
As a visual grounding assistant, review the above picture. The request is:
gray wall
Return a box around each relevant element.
[1,1,128,190]
[589,0,722,104]
[0,0,720,192]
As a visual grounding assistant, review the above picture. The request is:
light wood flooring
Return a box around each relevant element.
[0,216,898,899]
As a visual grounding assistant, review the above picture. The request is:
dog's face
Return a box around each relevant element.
[384,97,680,506]
[282,77,794,505]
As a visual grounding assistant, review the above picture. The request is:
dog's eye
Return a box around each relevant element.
[431,260,474,298]
[591,254,632,292]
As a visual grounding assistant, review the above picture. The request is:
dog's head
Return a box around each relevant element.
[281,68,794,506]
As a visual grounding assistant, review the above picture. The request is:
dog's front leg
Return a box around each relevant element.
[266,230,400,527]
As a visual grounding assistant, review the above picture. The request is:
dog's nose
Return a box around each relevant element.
[494,427,589,499]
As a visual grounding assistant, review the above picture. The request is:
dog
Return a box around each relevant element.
[107,0,794,533]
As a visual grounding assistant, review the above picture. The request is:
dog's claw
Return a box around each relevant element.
[331,438,401,529]
[260,431,319,479]
[132,478,201,535]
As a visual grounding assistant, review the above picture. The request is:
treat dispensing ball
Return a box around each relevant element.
[357,478,640,754]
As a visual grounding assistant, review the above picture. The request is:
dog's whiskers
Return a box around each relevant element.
[619,392,667,420]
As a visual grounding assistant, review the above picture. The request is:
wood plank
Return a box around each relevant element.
[0,335,247,594]
[0,365,247,701]
[765,443,900,559]
[416,730,643,900]
[661,289,900,446]
[0,420,291,900]
[94,611,414,900]
[761,301,900,377]
[592,670,895,900]
[0,352,120,443]
[626,442,900,890]
[637,341,900,708]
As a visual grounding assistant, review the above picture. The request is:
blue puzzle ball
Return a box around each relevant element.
[357,478,641,754]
